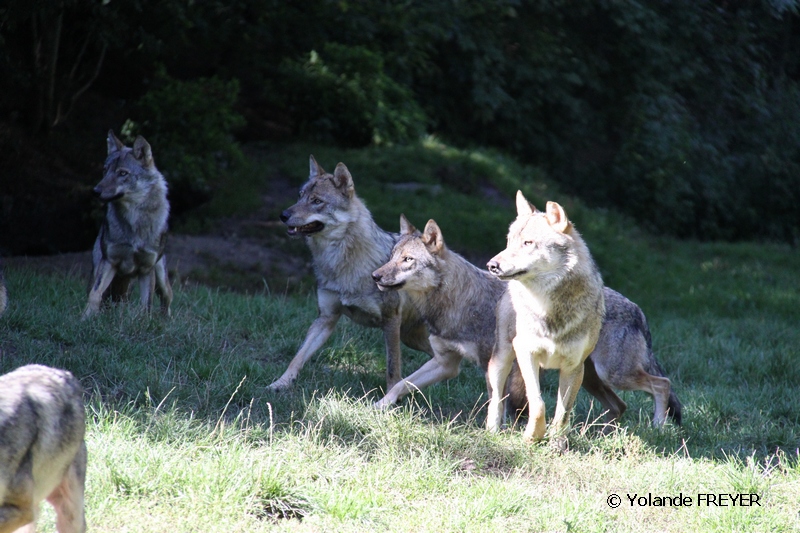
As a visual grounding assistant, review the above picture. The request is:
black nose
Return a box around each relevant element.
[487,260,500,274]
[372,272,382,283]
[92,186,102,197]
[280,210,290,223]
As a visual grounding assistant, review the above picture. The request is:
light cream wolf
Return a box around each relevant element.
[269,156,432,392]
[83,130,172,319]
[0,365,86,533]
[505,287,683,428]
[485,192,605,442]
[371,216,506,407]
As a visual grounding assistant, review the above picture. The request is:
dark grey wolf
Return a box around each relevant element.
[0,364,86,533]
[83,130,172,319]
[505,287,682,428]
[371,216,506,407]
[485,192,605,442]
[269,156,432,392]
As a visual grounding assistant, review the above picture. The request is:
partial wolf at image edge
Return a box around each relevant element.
[0,264,7,316]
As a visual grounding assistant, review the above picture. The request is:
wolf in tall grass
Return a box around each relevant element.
[485,192,606,443]
[0,365,87,533]
[83,130,172,319]
[269,156,433,392]
[371,215,681,426]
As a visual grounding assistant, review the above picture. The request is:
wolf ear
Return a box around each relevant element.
[421,219,444,254]
[399,214,417,235]
[107,130,124,154]
[132,136,154,169]
[309,155,325,178]
[545,201,571,233]
[333,163,355,197]
[515,190,535,217]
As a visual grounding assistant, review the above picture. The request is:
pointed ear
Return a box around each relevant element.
[515,190,535,217]
[545,201,571,233]
[399,214,417,235]
[132,136,154,168]
[309,155,325,178]
[107,130,124,154]
[421,219,444,254]
[333,163,355,197]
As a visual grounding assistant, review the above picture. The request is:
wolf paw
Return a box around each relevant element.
[373,397,395,410]
[267,377,294,392]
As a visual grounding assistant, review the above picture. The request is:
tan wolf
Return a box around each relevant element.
[505,287,683,428]
[83,130,172,319]
[0,365,87,533]
[269,156,432,392]
[485,191,605,442]
[371,216,506,407]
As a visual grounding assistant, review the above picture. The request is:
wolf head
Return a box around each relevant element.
[486,191,576,282]
[372,215,444,292]
[94,130,167,204]
[280,155,359,238]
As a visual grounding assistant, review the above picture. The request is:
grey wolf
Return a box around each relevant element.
[0,266,6,316]
[269,156,432,392]
[371,215,506,407]
[0,364,86,533]
[485,191,605,442]
[83,130,172,319]
[505,287,682,428]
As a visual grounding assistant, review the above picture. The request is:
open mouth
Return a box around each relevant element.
[376,280,405,291]
[286,221,324,236]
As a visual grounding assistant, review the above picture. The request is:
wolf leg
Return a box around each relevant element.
[382,312,403,390]
[138,271,156,312]
[641,373,672,427]
[268,289,342,391]
[486,339,516,433]
[83,260,116,319]
[153,256,172,316]
[550,362,585,440]
[581,358,627,427]
[514,346,547,442]
[0,468,36,533]
[375,338,461,408]
[46,442,86,533]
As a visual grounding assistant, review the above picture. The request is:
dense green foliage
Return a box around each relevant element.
[2,1,800,241]
[122,68,246,212]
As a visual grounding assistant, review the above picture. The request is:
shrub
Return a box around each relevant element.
[123,67,245,213]
[270,43,427,147]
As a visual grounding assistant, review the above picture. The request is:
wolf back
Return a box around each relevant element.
[0,364,87,533]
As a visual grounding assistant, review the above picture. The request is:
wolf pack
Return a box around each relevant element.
[0,132,681,532]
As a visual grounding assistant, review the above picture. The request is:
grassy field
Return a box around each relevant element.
[2,139,799,532]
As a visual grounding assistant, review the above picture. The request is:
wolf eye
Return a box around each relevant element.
[523,240,534,247]
[311,198,323,205]
[118,170,129,177]
[403,256,414,263]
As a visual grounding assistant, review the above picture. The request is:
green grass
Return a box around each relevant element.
[2,139,800,532]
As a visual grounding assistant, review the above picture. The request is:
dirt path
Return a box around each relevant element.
[5,176,314,293]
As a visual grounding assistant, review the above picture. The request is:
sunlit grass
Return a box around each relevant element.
[3,139,799,532]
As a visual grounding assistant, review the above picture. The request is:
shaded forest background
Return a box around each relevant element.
[1,0,799,255]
